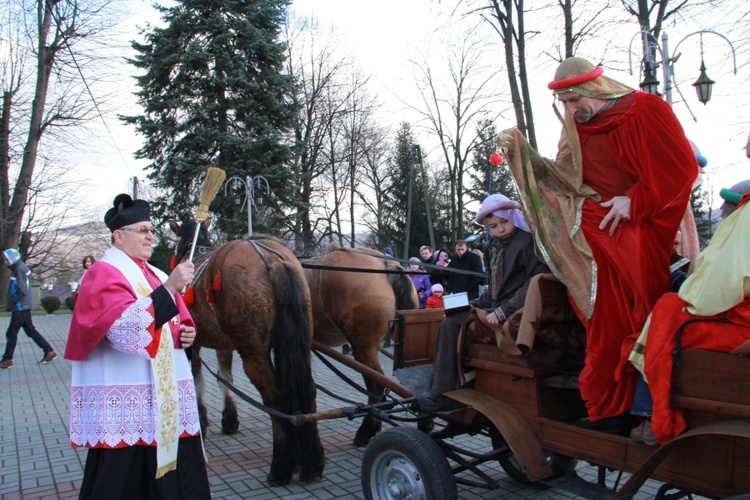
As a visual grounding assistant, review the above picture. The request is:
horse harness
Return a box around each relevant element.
[188,238,290,289]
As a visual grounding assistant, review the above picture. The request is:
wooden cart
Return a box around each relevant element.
[356,277,750,499]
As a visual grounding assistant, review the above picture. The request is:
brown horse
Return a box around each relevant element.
[171,219,324,486]
[305,247,419,446]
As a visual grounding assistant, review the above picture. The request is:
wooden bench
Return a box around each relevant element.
[672,348,750,421]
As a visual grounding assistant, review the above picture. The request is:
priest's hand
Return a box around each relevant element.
[165,261,195,295]
[179,325,196,348]
[599,195,631,236]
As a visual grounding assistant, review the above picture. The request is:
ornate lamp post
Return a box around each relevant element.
[224,175,270,236]
[629,28,737,119]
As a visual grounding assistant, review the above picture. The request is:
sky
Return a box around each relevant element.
[288,0,750,207]
[67,0,750,222]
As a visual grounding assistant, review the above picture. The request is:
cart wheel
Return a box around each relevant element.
[499,452,576,485]
[361,427,457,500]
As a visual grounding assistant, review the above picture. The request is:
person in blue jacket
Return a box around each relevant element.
[0,249,56,369]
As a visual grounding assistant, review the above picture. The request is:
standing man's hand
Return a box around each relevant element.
[179,325,196,348]
[599,196,631,236]
[497,129,517,159]
[164,261,195,295]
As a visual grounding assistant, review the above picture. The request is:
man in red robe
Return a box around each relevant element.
[499,57,698,431]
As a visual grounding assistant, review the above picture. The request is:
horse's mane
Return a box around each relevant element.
[176,219,213,261]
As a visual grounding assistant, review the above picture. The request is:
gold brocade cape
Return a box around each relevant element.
[502,125,598,319]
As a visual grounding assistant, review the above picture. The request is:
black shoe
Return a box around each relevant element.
[341,344,352,355]
[419,396,464,413]
[589,413,633,436]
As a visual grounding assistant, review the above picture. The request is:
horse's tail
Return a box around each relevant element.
[387,263,419,310]
[268,260,325,483]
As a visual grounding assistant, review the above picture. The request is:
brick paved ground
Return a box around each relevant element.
[0,314,702,499]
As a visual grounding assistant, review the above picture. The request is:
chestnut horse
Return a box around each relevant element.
[171,219,324,486]
[304,247,418,446]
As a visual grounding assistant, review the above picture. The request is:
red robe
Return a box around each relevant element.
[65,259,193,361]
[572,92,697,421]
[640,294,750,443]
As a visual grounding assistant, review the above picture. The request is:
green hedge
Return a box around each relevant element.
[40,296,61,314]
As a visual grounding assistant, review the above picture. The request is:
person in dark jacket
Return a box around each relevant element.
[424,194,549,414]
[447,240,485,300]
[0,249,56,369]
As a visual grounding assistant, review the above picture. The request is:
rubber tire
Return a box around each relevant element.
[361,427,457,500]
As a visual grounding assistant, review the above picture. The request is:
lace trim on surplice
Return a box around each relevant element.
[106,296,154,358]
[69,379,200,448]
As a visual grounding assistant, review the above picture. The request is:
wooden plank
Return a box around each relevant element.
[446,388,553,481]
[472,371,542,428]
[672,395,750,419]
[672,349,750,406]
[392,309,444,368]
[542,418,749,498]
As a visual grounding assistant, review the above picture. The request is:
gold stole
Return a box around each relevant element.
[101,247,180,478]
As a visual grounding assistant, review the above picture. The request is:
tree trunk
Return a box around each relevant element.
[3,1,58,256]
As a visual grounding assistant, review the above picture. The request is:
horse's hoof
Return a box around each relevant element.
[221,419,239,434]
[300,473,323,483]
[267,473,292,487]
[353,435,371,447]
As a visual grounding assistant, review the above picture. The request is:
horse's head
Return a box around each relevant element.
[169,218,213,262]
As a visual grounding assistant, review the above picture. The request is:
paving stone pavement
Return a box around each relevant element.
[0,314,703,499]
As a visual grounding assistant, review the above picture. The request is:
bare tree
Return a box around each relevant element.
[340,70,379,247]
[356,124,394,248]
[408,28,504,240]
[1,0,119,297]
[456,0,539,149]
[284,15,352,254]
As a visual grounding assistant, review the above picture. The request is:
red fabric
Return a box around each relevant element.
[548,66,603,90]
[183,287,195,307]
[426,295,444,309]
[64,259,194,361]
[640,293,750,443]
[573,91,698,422]
[70,430,199,449]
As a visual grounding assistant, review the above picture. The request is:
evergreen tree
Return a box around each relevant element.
[382,123,433,259]
[466,119,518,211]
[122,0,297,236]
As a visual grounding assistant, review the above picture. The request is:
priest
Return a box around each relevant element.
[65,194,210,499]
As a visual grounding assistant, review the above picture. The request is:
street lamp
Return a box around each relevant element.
[223,175,270,236]
[629,28,737,119]
[639,64,660,95]
[692,60,715,105]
